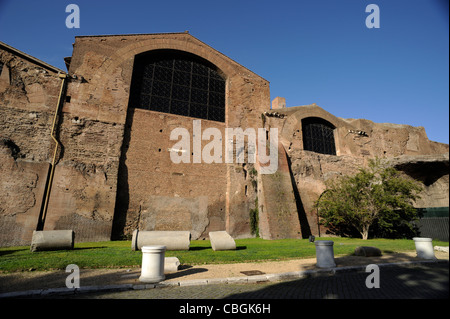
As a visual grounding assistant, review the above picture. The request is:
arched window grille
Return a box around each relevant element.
[129,50,225,122]
[302,117,336,155]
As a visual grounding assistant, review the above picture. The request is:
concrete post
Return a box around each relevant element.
[315,240,336,268]
[30,230,75,252]
[139,245,166,283]
[413,237,436,260]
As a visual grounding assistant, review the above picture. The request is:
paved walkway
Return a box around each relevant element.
[70,262,449,299]
[0,251,448,299]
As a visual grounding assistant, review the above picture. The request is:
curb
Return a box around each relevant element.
[0,259,447,299]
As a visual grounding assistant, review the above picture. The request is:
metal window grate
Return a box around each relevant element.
[302,117,336,155]
[130,51,225,122]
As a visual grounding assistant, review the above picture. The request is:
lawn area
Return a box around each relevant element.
[0,237,447,273]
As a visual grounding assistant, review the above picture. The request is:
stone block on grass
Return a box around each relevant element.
[30,230,75,252]
[209,231,236,251]
[131,230,191,251]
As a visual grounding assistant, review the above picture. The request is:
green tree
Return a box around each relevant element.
[315,159,423,240]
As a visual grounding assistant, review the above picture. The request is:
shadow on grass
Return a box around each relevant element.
[73,246,108,251]
[189,247,210,251]
[187,246,246,251]
[0,249,26,257]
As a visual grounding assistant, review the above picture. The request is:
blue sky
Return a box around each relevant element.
[0,0,448,143]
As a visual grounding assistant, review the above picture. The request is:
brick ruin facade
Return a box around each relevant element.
[0,33,448,246]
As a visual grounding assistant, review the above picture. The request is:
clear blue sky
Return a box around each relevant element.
[1,0,448,143]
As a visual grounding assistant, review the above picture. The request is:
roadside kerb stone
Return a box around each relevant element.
[277,271,304,281]
[179,279,208,287]
[77,284,133,294]
[0,289,44,298]
[246,274,270,283]
[226,276,248,284]
[132,284,147,290]
[435,246,449,253]
[40,287,77,297]
[155,281,179,288]
[206,277,229,285]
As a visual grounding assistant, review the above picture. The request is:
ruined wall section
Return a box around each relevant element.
[270,104,448,159]
[39,37,131,242]
[43,114,123,242]
[225,62,270,238]
[60,33,270,240]
[117,110,227,239]
[0,47,61,161]
[340,118,449,158]
[0,46,62,246]
[265,103,449,237]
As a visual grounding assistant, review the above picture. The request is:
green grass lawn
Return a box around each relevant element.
[0,237,447,273]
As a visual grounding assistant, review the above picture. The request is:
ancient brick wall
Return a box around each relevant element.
[3,35,446,246]
[0,45,62,246]
[264,103,449,237]
[115,109,227,239]
[60,33,270,241]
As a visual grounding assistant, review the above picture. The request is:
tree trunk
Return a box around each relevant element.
[361,225,370,240]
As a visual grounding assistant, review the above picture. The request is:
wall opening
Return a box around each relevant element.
[129,49,225,122]
[302,117,336,155]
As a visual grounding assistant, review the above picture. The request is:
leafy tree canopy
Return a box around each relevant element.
[315,158,423,240]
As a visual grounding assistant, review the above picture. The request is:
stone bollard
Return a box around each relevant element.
[139,245,166,283]
[30,230,75,252]
[315,240,336,268]
[413,237,436,260]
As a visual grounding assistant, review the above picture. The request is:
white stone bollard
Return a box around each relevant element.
[413,237,436,260]
[315,240,336,268]
[139,245,166,283]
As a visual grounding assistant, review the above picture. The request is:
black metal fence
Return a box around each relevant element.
[415,207,449,242]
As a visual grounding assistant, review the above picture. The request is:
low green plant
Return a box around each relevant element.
[249,197,259,237]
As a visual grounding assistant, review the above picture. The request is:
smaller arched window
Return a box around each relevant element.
[129,50,225,122]
[302,117,336,155]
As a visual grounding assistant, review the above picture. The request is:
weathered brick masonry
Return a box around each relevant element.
[0,33,448,246]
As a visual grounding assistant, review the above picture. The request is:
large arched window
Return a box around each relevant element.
[129,50,225,122]
[302,117,336,155]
